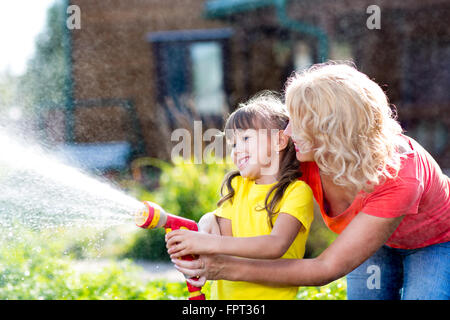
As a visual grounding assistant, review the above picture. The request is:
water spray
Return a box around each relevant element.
[134,201,206,300]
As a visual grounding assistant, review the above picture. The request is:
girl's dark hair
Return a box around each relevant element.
[217,91,302,228]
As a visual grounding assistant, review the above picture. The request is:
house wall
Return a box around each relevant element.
[71,0,231,159]
[70,0,449,167]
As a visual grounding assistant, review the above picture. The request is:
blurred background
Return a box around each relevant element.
[0,0,448,300]
[2,0,449,170]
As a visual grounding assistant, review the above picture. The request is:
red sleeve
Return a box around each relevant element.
[298,161,324,211]
[362,177,423,218]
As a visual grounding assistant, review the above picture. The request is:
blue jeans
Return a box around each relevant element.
[346,241,450,300]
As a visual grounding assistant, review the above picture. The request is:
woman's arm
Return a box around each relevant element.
[167,213,302,259]
[172,212,404,287]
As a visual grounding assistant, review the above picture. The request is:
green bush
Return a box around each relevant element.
[122,228,169,261]
[305,217,338,258]
[152,157,233,222]
[296,278,347,300]
[0,231,189,300]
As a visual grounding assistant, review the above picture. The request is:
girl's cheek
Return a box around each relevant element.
[230,149,237,164]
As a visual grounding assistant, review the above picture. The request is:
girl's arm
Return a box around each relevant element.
[166,213,303,259]
[217,216,232,236]
[197,212,221,235]
[172,212,404,287]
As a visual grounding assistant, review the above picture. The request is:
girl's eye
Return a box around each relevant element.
[243,136,249,142]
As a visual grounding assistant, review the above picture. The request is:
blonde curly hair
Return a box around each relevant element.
[285,62,405,193]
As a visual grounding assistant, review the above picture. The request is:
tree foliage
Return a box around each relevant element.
[18,0,67,112]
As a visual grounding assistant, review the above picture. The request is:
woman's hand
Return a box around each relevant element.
[166,229,220,257]
[165,212,223,283]
[171,254,228,287]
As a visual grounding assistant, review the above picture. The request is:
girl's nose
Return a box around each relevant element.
[283,122,292,137]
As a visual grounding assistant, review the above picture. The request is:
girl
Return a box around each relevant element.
[166,92,314,300]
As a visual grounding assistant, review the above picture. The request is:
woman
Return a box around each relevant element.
[169,62,450,300]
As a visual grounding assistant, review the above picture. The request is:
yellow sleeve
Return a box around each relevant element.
[215,199,232,219]
[278,181,314,232]
[214,175,241,220]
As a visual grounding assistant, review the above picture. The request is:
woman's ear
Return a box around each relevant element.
[276,130,290,152]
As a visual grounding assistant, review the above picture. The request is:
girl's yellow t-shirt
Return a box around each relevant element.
[210,176,314,300]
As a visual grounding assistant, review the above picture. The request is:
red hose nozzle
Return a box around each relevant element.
[134,201,166,229]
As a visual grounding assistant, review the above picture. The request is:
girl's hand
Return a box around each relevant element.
[165,229,219,258]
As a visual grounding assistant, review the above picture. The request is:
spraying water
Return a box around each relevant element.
[0,128,143,236]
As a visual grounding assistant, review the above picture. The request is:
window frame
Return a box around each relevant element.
[147,28,233,115]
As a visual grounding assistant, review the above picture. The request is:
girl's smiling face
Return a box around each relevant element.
[228,129,279,183]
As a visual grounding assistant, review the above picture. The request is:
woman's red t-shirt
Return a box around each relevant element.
[299,135,450,249]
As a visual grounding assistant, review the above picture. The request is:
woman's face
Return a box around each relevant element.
[283,122,315,162]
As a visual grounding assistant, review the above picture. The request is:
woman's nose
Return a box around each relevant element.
[283,122,292,137]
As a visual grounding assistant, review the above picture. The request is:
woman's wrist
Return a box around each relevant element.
[210,255,332,286]
[202,254,238,281]
[211,255,250,282]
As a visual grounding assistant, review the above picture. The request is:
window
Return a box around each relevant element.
[293,41,313,71]
[330,41,353,63]
[148,28,232,116]
[190,42,226,114]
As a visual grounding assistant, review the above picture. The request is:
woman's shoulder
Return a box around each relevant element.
[392,134,432,182]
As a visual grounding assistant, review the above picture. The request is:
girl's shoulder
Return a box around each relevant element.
[283,180,313,199]
[225,174,244,194]
[276,180,314,213]
[230,174,243,187]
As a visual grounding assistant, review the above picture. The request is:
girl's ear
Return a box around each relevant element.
[276,130,290,152]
